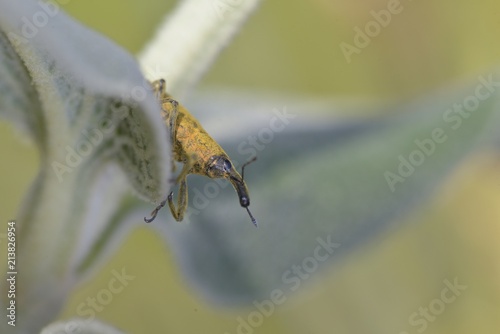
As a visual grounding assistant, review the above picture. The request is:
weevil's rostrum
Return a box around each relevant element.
[144,79,257,226]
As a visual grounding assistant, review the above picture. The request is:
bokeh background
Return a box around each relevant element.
[1,0,499,333]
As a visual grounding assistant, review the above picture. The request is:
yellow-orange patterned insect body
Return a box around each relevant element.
[144,79,257,226]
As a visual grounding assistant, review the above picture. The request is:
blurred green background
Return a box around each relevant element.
[1,0,499,333]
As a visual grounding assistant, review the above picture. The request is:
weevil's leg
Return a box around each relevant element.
[166,154,195,222]
[176,153,195,183]
[163,97,179,149]
[152,79,179,171]
[154,79,179,149]
[144,154,188,223]
[167,178,188,222]
[159,95,179,173]
[144,157,187,223]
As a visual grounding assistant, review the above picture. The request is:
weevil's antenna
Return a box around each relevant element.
[246,207,258,227]
[241,156,258,227]
[241,156,257,181]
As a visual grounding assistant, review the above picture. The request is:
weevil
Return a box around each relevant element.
[144,79,257,226]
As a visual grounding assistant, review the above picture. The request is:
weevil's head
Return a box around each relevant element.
[206,155,249,206]
[206,155,257,226]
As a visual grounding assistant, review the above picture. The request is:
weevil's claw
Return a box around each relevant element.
[144,198,167,223]
[144,215,156,223]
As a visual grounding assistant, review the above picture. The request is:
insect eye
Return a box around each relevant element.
[207,156,232,177]
[223,159,232,172]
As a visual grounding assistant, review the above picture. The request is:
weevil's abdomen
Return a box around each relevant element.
[161,99,228,176]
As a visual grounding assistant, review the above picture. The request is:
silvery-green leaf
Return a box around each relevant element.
[147,73,500,305]
[41,319,126,334]
[0,30,42,143]
[0,1,170,332]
